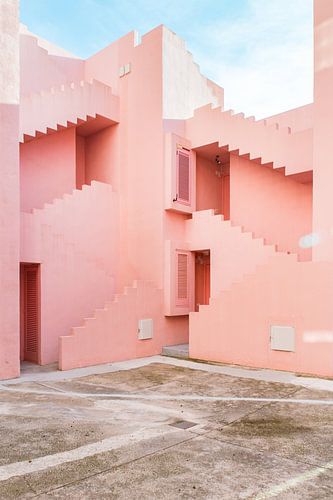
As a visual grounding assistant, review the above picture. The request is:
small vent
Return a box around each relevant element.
[25,269,38,353]
[177,252,188,305]
[177,150,190,204]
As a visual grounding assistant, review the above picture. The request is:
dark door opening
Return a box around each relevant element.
[195,251,211,312]
[20,263,40,363]
[222,171,230,220]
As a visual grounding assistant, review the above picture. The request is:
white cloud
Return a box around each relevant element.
[188,0,313,118]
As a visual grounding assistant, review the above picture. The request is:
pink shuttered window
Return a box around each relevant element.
[176,251,189,306]
[176,149,190,205]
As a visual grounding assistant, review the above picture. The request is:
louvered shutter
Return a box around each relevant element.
[176,149,190,205]
[176,251,189,306]
[24,266,39,362]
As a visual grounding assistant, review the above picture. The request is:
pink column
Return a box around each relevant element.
[0,0,20,379]
[313,0,333,261]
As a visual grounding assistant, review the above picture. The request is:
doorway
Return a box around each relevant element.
[195,251,211,312]
[20,263,41,363]
[222,170,230,220]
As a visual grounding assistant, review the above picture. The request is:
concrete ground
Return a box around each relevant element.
[0,356,333,499]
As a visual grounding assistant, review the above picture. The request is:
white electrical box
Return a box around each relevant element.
[270,325,295,352]
[138,319,153,340]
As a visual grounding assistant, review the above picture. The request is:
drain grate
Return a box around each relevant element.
[169,420,197,430]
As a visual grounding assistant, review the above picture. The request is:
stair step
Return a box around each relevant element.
[162,344,189,359]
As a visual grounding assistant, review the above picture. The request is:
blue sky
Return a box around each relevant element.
[21,0,313,118]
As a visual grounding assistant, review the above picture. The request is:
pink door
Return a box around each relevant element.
[20,263,40,363]
[195,251,211,312]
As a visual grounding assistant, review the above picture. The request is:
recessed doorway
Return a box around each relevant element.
[20,263,41,363]
[195,250,211,312]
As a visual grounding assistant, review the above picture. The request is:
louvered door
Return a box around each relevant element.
[22,264,40,363]
[176,251,190,307]
[176,149,191,205]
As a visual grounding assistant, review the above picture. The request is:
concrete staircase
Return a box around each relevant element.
[20,181,119,364]
[162,344,189,359]
[21,180,117,273]
[186,209,298,298]
[59,280,164,370]
[185,103,313,176]
[20,79,119,142]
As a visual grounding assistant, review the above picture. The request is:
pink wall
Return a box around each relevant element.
[20,128,76,212]
[0,0,20,380]
[185,210,282,298]
[230,155,312,260]
[113,28,189,340]
[312,0,333,262]
[196,155,222,213]
[20,181,119,364]
[59,280,188,370]
[4,4,329,378]
[263,104,313,133]
[84,125,118,186]
[20,34,84,96]
[76,134,85,189]
[58,28,190,369]
[84,35,121,94]
[190,256,333,378]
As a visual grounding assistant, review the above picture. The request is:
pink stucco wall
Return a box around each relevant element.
[0,0,20,380]
[185,104,313,177]
[20,128,76,212]
[60,281,188,370]
[190,256,333,378]
[21,181,119,364]
[312,0,333,262]
[263,104,313,133]
[84,34,120,94]
[1,23,190,375]
[229,155,312,260]
[3,0,333,378]
[20,33,84,96]
[185,209,287,298]
[84,125,118,186]
[76,134,85,189]
[196,155,223,213]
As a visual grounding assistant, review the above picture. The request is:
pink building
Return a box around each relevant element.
[1,0,333,380]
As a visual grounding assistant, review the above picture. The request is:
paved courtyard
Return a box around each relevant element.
[0,357,333,499]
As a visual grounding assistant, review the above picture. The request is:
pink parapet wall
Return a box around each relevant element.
[20,128,76,211]
[20,29,84,97]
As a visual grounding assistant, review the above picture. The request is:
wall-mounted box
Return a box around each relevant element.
[138,318,153,340]
[270,325,295,352]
